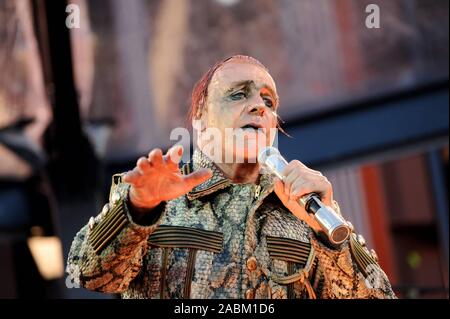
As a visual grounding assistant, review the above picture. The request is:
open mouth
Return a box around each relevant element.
[240,124,265,132]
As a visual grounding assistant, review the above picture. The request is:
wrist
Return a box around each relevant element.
[125,196,166,227]
[128,188,161,211]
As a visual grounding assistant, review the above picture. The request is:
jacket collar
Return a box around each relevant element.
[186,149,274,201]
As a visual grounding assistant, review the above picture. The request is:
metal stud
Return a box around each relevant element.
[101,203,110,216]
[357,234,366,247]
[111,191,121,205]
[88,217,95,230]
[370,249,379,262]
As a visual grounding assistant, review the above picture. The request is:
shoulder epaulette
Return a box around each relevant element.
[349,233,379,277]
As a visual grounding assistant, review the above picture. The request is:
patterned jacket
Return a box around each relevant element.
[66,150,396,299]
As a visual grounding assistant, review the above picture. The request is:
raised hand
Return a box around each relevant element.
[123,145,212,211]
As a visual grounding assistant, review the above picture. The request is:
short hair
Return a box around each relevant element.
[188,55,269,123]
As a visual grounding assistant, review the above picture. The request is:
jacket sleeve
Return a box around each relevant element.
[310,201,396,299]
[66,173,166,293]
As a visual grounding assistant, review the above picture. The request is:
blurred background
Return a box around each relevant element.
[0,0,448,298]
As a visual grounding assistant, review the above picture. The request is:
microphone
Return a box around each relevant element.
[258,146,350,246]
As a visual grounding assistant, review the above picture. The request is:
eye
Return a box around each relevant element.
[230,91,247,100]
[263,96,274,108]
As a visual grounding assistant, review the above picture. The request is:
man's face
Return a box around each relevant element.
[197,60,279,163]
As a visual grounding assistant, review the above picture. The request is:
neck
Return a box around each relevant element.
[214,161,261,184]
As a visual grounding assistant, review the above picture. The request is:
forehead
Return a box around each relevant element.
[209,60,277,93]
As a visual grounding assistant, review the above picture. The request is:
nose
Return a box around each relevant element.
[248,104,266,116]
[247,95,267,116]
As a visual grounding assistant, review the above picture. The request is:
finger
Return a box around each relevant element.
[283,168,303,195]
[164,145,183,168]
[137,156,151,173]
[289,179,317,200]
[182,168,213,190]
[282,160,307,177]
[291,184,333,208]
[123,168,142,185]
[283,160,321,176]
[321,191,333,207]
[284,167,324,195]
[309,169,323,176]
[300,166,323,176]
[319,178,333,205]
[148,148,163,167]
[274,178,289,203]
[290,176,331,201]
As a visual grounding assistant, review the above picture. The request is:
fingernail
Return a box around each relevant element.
[177,145,183,156]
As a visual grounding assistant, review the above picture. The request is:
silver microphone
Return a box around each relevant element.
[258,146,350,246]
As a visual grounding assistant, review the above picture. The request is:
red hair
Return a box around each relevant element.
[187,55,269,124]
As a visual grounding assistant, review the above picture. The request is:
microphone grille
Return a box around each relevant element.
[258,146,280,165]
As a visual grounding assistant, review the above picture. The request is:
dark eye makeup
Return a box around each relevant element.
[226,82,277,109]
[230,90,247,100]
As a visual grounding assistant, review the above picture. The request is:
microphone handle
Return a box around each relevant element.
[299,193,350,246]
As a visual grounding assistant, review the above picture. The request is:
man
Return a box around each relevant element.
[67,55,396,299]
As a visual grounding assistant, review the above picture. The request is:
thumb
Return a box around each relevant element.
[183,168,213,190]
[274,178,289,204]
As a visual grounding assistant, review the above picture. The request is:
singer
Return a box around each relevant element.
[67,55,396,299]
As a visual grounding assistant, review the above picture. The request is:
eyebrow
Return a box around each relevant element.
[226,80,279,102]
